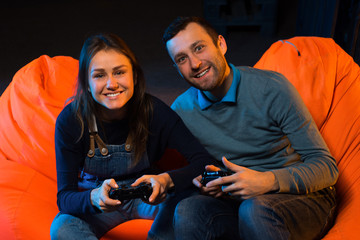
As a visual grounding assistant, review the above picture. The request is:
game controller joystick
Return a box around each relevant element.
[109,182,152,201]
[200,170,230,185]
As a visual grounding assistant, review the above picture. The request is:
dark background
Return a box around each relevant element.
[0,0,358,105]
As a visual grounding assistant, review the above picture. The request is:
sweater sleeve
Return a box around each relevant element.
[267,72,339,194]
[55,104,100,215]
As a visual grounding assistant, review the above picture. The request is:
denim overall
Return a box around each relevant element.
[50,118,160,239]
[78,119,151,189]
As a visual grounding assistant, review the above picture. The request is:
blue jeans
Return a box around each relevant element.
[148,187,199,240]
[51,187,199,240]
[50,197,158,239]
[174,186,336,240]
[51,132,160,240]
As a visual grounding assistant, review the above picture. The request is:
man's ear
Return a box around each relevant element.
[218,35,227,55]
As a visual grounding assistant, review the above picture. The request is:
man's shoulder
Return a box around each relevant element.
[171,87,199,111]
[237,66,285,80]
[236,66,291,91]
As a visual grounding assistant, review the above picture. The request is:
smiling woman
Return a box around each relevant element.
[73,33,151,163]
[88,49,135,121]
[49,33,218,240]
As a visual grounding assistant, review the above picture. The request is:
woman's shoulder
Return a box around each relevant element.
[148,94,180,123]
[149,94,167,106]
[149,94,177,115]
[56,101,80,129]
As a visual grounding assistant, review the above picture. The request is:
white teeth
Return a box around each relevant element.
[106,92,120,97]
[196,68,209,78]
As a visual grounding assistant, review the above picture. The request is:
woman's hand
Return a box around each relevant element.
[192,164,224,198]
[132,173,174,205]
[90,179,121,212]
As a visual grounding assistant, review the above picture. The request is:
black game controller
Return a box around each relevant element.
[109,182,152,201]
[200,170,230,185]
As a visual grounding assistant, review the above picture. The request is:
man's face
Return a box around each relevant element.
[166,23,229,92]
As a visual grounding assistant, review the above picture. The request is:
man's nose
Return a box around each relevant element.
[189,55,202,70]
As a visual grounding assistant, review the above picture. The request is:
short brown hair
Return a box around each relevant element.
[162,16,219,46]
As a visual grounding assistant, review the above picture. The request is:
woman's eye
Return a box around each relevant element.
[93,73,104,79]
[114,71,124,76]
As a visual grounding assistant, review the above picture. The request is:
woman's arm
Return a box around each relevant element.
[55,105,100,215]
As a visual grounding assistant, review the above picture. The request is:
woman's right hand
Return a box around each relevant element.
[90,179,121,212]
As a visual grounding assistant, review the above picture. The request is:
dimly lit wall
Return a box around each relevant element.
[0,0,301,101]
[0,0,206,98]
[5,0,349,104]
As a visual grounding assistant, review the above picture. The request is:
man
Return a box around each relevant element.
[163,16,338,240]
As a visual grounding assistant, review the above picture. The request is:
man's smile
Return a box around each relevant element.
[194,67,210,78]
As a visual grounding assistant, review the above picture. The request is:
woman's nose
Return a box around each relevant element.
[107,76,119,89]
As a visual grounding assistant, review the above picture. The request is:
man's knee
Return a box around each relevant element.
[174,195,204,221]
[238,196,290,240]
[238,196,276,232]
[238,196,275,221]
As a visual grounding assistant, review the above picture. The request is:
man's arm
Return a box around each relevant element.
[267,73,338,194]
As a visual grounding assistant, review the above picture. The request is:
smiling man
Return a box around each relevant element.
[163,16,339,240]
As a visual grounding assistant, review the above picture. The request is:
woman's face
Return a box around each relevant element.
[88,49,134,120]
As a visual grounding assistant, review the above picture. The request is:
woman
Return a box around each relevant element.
[50,33,217,239]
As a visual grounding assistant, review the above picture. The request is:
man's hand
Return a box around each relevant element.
[90,179,121,212]
[206,157,279,199]
[193,164,224,198]
[132,173,174,205]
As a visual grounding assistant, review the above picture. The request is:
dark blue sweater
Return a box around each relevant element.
[55,96,217,215]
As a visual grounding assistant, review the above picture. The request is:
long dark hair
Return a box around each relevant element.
[73,33,152,162]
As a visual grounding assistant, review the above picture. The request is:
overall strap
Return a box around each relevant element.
[87,115,109,157]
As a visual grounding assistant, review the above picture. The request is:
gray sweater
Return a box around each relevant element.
[171,64,338,194]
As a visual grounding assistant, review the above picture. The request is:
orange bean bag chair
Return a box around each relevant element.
[0,55,160,240]
[254,36,360,239]
[0,36,359,239]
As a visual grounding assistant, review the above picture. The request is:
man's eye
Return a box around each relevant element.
[195,45,204,52]
[176,56,187,65]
